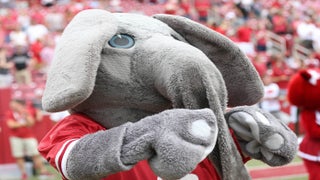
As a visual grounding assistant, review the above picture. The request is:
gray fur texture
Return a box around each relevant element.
[67,109,218,179]
[42,9,297,180]
[225,106,298,166]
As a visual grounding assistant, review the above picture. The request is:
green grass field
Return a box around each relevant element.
[246,155,303,168]
[246,156,308,180]
[28,165,61,180]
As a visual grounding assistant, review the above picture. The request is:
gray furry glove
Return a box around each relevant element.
[225,106,298,166]
[121,108,218,179]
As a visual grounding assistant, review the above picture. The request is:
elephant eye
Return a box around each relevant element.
[108,34,135,49]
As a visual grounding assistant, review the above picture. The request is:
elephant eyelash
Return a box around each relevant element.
[171,35,181,41]
[116,33,136,39]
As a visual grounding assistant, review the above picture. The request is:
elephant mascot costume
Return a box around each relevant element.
[38,9,298,180]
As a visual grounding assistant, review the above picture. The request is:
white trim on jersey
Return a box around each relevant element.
[55,139,79,179]
[298,150,320,162]
[61,140,79,180]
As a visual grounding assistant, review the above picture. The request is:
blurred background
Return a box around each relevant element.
[1,0,320,179]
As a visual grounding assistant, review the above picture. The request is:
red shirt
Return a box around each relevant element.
[237,26,252,42]
[272,15,287,34]
[38,113,220,180]
[30,40,44,64]
[6,110,35,138]
[194,0,210,17]
[271,61,293,89]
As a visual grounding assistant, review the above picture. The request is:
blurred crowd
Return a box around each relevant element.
[0,0,320,125]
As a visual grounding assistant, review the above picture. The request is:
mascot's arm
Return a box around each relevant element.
[39,109,218,180]
[225,106,298,166]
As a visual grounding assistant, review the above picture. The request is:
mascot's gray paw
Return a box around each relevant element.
[123,108,218,179]
[225,106,298,166]
[148,108,218,179]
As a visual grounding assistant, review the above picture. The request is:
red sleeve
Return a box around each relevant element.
[38,113,106,177]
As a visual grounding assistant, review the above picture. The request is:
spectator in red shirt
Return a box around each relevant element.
[271,9,288,35]
[194,0,211,23]
[236,21,252,42]
[252,53,268,77]
[270,54,293,93]
[6,99,51,180]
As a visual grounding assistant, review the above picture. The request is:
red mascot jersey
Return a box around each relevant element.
[287,69,320,162]
[38,113,224,180]
[298,110,320,161]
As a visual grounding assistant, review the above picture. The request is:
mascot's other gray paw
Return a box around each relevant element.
[225,106,298,166]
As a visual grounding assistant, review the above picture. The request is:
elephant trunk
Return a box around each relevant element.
[149,44,250,179]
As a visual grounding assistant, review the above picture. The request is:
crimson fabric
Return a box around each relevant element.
[303,159,320,180]
[287,70,320,109]
[301,110,320,138]
[237,26,252,42]
[299,110,320,156]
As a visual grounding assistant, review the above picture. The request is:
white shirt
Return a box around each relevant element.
[297,22,317,41]
[9,30,28,47]
[26,24,49,43]
[312,26,320,52]
[260,83,281,112]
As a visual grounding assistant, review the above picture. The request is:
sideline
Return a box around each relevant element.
[249,163,308,179]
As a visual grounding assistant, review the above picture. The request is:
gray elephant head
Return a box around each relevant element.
[42,9,264,179]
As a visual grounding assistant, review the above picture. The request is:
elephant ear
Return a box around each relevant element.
[153,14,264,107]
[42,9,118,112]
